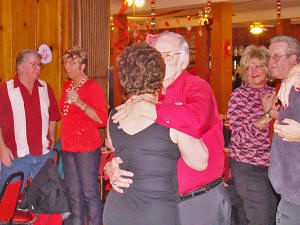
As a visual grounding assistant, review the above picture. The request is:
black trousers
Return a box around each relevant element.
[230,158,279,225]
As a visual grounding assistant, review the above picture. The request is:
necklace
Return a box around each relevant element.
[69,76,87,91]
[62,76,88,116]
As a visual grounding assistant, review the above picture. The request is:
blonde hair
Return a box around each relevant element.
[238,45,270,81]
[63,46,88,73]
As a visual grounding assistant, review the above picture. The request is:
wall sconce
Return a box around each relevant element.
[126,0,145,7]
[250,23,264,34]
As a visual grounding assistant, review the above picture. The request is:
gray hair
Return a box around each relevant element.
[16,50,41,71]
[153,31,190,61]
[270,36,300,62]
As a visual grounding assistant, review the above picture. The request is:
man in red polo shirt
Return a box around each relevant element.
[0,50,61,190]
[106,32,231,225]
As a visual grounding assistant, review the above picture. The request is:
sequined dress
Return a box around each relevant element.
[59,78,107,152]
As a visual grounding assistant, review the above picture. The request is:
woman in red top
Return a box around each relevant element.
[59,47,108,225]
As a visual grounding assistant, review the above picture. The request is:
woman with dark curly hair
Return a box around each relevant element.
[103,43,208,225]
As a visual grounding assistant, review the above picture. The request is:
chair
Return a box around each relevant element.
[0,172,36,225]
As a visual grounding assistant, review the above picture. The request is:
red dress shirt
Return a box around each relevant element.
[156,70,224,194]
[0,76,61,157]
[60,78,108,152]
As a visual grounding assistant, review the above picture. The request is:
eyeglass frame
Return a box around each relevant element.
[27,62,43,69]
[160,51,183,60]
[269,54,291,63]
[246,64,266,73]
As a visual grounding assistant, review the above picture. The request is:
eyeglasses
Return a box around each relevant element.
[246,65,265,72]
[161,51,183,60]
[27,62,43,69]
[269,54,290,63]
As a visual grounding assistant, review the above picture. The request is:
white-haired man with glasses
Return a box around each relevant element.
[0,50,60,191]
[262,35,300,224]
[105,31,231,225]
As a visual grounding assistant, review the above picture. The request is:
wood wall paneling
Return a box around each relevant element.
[0,0,73,138]
[194,26,210,81]
[60,0,73,94]
[291,25,300,41]
[12,0,36,68]
[36,0,61,100]
[276,19,291,36]
[211,2,232,115]
[0,0,13,81]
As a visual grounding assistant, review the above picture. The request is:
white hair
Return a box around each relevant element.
[153,31,190,62]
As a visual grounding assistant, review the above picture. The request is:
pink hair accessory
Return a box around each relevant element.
[146,33,158,46]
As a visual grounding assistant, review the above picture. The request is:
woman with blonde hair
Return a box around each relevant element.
[227,45,279,225]
[60,46,107,225]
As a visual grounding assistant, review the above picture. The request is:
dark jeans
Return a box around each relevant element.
[61,148,102,225]
[225,179,248,225]
[230,158,279,225]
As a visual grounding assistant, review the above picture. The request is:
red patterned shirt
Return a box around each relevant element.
[227,82,275,166]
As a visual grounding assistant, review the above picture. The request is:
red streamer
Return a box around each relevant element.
[114,0,129,49]
[221,41,232,58]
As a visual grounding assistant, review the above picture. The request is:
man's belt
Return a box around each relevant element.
[179,177,223,201]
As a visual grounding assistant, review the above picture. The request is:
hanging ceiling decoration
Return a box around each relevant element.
[126,0,145,8]
[198,0,214,33]
[199,0,213,26]
[277,0,281,19]
[150,0,156,28]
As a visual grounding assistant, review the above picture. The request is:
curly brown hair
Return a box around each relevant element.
[117,42,165,95]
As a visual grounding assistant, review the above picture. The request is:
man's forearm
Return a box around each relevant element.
[49,121,57,148]
[0,126,7,149]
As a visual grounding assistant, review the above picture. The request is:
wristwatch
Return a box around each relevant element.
[265,108,272,118]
